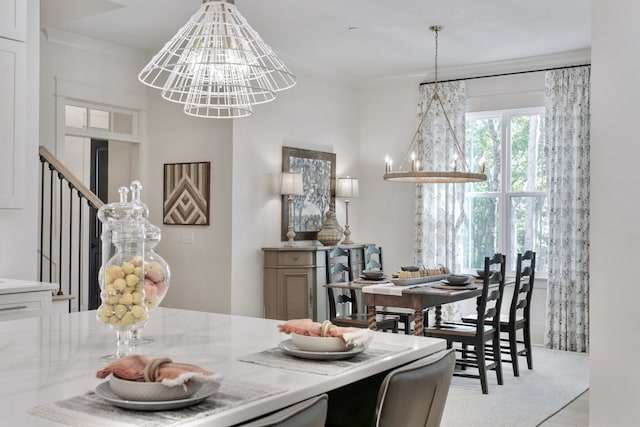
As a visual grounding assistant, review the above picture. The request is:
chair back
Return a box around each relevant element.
[364,244,384,271]
[509,251,536,324]
[326,247,357,318]
[373,349,455,427]
[238,394,328,427]
[477,253,506,335]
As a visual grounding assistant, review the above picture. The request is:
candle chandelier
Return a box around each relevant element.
[383,25,486,183]
[138,0,297,118]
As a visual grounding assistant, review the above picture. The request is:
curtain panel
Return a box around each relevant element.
[544,65,591,352]
[414,81,466,321]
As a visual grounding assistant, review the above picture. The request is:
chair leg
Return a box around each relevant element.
[476,341,489,394]
[523,322,533,370]
[509,327,520,377]
[493,332,503,386]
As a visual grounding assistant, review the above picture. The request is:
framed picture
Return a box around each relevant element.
[281,146,336,241]
[163,162,210,225]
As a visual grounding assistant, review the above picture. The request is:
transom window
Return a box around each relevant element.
[463,107,548,273]
[64,102,138,142]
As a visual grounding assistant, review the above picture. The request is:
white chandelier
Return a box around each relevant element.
[383,25,486,183]
[138,0,297,118]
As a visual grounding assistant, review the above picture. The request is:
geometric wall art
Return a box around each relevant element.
[163,161,211,225]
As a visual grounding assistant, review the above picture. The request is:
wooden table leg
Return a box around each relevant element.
[365,294,377,331]
[411,296,423,336]
[435,305,442,327]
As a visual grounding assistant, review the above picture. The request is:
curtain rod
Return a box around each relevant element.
[420,63,591,86]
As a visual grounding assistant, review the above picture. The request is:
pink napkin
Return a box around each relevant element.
[278,319,373,347]
[96,354,222,386]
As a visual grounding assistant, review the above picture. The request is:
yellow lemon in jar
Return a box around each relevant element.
[113,278,127,292]
[119,293,133,305]
[119,312,135,326]
[131,305,147,320]
[113,304,127,318]
[132,291,143,305]
[107,265,124,280]
[125,274,139,287]
[121,262,135,275]
[107,294,119,305]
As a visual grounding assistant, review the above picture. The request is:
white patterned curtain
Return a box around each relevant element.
[414,81,466,321]
[544,66,590,352]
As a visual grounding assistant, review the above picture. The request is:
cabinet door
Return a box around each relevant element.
[0,0,26,41]
[0,37,25,208]
[277,269,313,321]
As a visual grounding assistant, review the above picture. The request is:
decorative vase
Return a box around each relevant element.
[317,206,343,246]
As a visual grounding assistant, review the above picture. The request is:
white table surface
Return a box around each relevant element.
[0,278,58,295]
[0,307,446,426]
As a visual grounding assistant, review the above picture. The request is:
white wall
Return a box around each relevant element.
[232,57,360,317]
[0,0,39,280]
[144,89,233,313]
[590,0,640,424]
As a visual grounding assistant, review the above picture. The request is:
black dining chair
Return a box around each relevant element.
[236,394,328,427]
[423,253,507,394]
[326,247,398,332]
[462,250,536,376]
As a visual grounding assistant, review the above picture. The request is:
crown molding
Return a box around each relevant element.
[43,27,144,61]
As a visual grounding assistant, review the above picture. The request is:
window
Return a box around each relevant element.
[463,107,548,273]
[64,101,139,142]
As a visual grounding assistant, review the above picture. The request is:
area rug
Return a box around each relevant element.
[441,346,589,427]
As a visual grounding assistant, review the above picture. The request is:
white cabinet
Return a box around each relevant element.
[0,37,25,208]
[0,279,57,321]
[0,0,26,41]
[0,0,26,208]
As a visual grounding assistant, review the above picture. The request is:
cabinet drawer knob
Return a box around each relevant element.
[293,255,299,260]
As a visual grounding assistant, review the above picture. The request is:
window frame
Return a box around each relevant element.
[464,106,547,275]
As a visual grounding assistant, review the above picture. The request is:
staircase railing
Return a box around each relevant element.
[38,146,103,312]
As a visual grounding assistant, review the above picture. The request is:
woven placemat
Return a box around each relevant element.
[431,284,479,291]
[29,379,286,427]
[353,278,392,284]
[238,343,408,376]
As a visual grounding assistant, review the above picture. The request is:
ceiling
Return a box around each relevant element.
[41,0,591,80]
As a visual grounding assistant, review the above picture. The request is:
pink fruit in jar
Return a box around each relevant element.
[144,280,158,300]
[146,262,164,283]
[155,281,167,298]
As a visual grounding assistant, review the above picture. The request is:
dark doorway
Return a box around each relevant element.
[89,139,108,310]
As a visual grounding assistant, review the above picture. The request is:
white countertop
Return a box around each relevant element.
[0,278,58,295]
[0,307,446,426]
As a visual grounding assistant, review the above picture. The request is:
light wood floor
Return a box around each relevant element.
[539,390,589,426]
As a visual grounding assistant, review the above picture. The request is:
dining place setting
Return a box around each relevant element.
[238,318,411,376]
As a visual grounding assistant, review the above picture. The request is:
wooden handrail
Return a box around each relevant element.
[39,146,104,209]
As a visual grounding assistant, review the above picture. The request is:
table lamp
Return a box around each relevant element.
[336,177,359,245]
[280,172,304,246]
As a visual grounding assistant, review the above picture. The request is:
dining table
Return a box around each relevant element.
[0,306,446,426]
[326,276,507,336]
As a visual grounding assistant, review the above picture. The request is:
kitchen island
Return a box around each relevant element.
[0,307,445,426]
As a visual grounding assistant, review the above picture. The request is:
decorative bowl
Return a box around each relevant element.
[446,274,471,284]
[291,333,353,352]
[476,270,500,282]
[401,266,420,272]
[109,375,202,401]
[362,270,384,279]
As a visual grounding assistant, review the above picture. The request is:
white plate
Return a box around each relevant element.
[279,339,365,360]
[94,381,220,411]
[391,274,446,286]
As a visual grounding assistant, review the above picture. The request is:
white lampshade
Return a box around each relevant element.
[336,177,359,199]
[280,173,304,196]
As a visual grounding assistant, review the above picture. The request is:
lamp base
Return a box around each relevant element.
[341,225,353,245]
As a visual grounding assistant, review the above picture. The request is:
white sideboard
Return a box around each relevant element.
[0,279,57,320]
